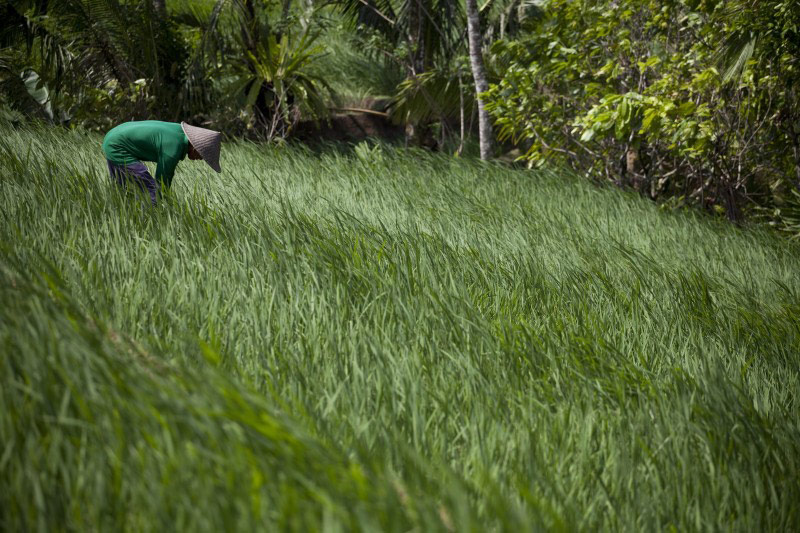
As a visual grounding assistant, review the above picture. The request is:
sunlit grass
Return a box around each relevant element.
[1,123,799,531]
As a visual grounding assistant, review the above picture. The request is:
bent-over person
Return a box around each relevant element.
[102,120,221,205]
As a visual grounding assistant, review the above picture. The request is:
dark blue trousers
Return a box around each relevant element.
[106,160,159,205]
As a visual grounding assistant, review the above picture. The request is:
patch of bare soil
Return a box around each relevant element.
[295,109,404,144]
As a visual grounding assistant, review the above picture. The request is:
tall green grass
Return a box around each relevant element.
[1,123,799,531]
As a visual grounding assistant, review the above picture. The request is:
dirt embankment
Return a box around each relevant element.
[295,99,403,143]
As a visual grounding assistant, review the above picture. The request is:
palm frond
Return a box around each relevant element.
[338,0,398,35]
[389,67,472,125]
[719,33,757,83]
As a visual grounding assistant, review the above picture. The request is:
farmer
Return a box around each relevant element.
[102,120,221,205]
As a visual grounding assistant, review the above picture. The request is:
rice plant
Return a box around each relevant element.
[1,123,799,531]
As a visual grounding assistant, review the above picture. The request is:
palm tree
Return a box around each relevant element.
[336,0,536,151]
[335,0,464,144]
[3,0,188,122]
[192,0,331,138]
[465,0,492,159]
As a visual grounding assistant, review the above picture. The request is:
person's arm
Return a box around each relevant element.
[156,126,188,189]
[155,156,179,189]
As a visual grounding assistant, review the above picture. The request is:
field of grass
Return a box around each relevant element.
[1,122,799,531]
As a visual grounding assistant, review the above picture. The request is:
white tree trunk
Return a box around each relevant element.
[466,0,493,160]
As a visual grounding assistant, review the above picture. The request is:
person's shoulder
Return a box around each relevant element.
[105,121,133,134]
[126,120,180,129]
[120,120,183,139]
[135,120,176,127]
[108,120,151,133]
[152,120,184,134]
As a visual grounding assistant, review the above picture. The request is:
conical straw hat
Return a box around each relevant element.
[181,122,222,173]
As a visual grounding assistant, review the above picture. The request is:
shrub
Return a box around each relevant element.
[485,0,800,229]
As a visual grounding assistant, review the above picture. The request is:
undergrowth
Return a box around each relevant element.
[1,123,799,530]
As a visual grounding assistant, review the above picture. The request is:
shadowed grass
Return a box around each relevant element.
[1,123,799,530]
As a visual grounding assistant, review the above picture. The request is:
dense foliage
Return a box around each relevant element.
[485,0,800,229]
[1,0,189,128]
[3,122,800,530]
[1,0,332,138]
[3,0,800,227]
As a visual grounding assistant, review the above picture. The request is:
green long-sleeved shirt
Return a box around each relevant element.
[102,121,188,187]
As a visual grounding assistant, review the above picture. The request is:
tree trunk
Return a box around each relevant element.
[458,71,465,156]
[153,0,166,17]
[790,122,800,193]
[281,0,292,24]
[404,0,427,147]
[300,0,314,29]
[465,0,493,160]
[239,0,271,130]
[277,0,292,40]
[242,0,257,52]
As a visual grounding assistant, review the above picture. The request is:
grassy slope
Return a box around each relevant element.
[1,124,799,531]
